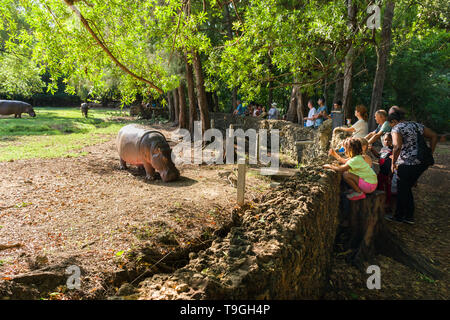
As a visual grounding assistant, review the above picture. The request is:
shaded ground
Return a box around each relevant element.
[324,142,450,299]
[0,122,269,299]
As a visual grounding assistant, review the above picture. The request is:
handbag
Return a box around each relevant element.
[414,123,434,167]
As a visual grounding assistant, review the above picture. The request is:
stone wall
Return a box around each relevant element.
[136,167,340,299]
[210,113,332,164]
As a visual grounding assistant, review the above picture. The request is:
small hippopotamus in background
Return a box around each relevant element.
[0,100,36,118]
[116,124,180,182]
[81,103,89,118]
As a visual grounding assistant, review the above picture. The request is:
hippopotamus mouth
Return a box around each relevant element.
[160,166,180,182]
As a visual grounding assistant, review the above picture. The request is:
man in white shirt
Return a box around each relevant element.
[303,100,316,127]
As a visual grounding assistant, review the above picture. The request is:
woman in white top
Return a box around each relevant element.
[334,104,369,138]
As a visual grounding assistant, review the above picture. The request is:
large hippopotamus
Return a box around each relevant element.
[0,100,36,118]
[117,124,180,182]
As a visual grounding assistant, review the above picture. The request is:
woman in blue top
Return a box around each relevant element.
[314,97,328,128]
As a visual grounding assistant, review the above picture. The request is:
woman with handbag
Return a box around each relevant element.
[385,108,438,224]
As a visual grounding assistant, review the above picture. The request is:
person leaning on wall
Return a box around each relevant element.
[365,109,391,146]
[333,104,369,138]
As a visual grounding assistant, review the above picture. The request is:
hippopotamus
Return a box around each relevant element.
[0,100,36,118]
[116,124,180,182]
[80,103,89,118]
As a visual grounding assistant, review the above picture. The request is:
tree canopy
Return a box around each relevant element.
[0,0,448,130]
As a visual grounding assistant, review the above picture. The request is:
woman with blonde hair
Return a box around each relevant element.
[334,104,369,138]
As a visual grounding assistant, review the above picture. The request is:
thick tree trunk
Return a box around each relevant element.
[192,51,210,132]
[185,59,198,135]
[178,82,188,129]
[342,1,357,120]
[369,1,395,131]
[296,89,305,126]
[286,85,298,123]
[338,190,443,279]
[173,88,179,126]
[333,71,344,104]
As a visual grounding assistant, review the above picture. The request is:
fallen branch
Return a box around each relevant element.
[0,243,23,251]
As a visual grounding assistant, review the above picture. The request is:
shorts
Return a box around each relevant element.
[358,178,377,194]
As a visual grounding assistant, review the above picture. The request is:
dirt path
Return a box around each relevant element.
[0,123,268,298]
[325,142,450,299]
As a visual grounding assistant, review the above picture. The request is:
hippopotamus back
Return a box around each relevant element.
[117,124,179,182]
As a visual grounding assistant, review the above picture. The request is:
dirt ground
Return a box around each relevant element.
[0,123,269,298]
[324,142,450,300]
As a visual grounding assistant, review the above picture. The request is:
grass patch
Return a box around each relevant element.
[0,107,139,161]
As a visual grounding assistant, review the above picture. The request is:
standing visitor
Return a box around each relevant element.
[233,100,246,116]
[329,100,345,130]
[268,102,280,120]
[303,100,316,127]
[385,108,438,224]
[314,97,328,128]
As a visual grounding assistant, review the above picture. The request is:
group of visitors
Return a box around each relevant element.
[304,98,329,128]
[324,105,439,225]
[233,100,280,120]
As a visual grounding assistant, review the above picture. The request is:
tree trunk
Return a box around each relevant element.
[192,51,210,132]
[342,0,357,120]
[286,85,298,123]
[369,1,395,131]
[178,82,188,130]
[333,71,344,104]
[296,89,305,126]
[224,3,238,113]
[337,190,443,279]
[206,92,214,113]
[173,88,179,126]
[213,92,219,113]
[167,91,174,122]
[267,55,274,107]
[185,59,198,135]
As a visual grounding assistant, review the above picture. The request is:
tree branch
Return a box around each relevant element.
[62,0,163,93]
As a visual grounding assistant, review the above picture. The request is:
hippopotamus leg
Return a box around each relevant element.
[137,165,146,174]
[143,162,157,180]
[119,158,127,170]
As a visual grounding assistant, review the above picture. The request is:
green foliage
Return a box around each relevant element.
[387,30,449,132]
[0,2,44,97]
[0,0,447,131]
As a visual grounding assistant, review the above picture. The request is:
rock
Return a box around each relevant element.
[117,283,136,296]
[188,252,197,260]
[175,283,189,293]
